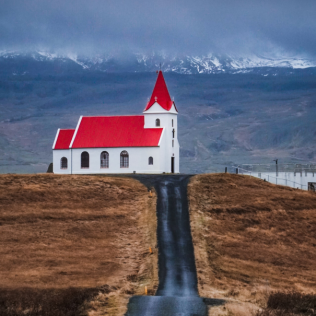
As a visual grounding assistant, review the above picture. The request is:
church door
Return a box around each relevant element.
[171,157,175,173]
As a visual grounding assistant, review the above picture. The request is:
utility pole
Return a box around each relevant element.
[273,159,278,177]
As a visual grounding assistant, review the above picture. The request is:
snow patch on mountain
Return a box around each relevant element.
[0,50,316,74]
[225,54,316,69]
[66,54,90,69]
[37,52,60,60]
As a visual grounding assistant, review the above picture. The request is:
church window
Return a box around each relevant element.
[81,151,89,168]
[60,157,68,169]
[120,151,129,168]
[149,157,153,165]
[172,129,175,138]
[172,119,173,127]
[172,140,174,147]
[100,151,109,168]
[156,119,160,127]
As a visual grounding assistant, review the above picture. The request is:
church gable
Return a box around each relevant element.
[144,102,178,114]
[144,71,177,112]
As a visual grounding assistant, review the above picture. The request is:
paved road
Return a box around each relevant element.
[125,175,208,316]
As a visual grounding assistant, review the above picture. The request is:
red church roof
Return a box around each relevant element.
[53,129,75,149]
[71,116,163,148]
[144,71,176,112]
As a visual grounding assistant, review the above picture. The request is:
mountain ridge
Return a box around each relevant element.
[1,50,316,75]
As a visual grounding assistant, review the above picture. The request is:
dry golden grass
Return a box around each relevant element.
[188,173,316,315]
[0,174,158,315]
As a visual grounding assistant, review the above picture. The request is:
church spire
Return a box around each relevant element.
[144,71,176,112]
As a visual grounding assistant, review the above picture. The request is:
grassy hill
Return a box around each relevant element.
[0,174,158,316]
[1,173,316,315]
[188,174,316,315]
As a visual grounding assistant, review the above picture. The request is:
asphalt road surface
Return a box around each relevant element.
[125,175,208,316]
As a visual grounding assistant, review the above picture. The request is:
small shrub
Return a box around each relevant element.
[255,291,316,316]
[0,287,98,316]
[126,274,138,282]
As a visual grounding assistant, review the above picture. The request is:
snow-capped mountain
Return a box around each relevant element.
[1,50,316,75]
[133,53,316,74]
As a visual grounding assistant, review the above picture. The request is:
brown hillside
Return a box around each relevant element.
[188,174,316,315]
[0,174,158,315]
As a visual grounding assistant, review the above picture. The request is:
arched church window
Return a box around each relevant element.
[172,119,173,127]
[148,157,153,165]
[156,119,160,127]
[172,129,175,138]
[100,151,109,168]
[81,151,89,168]
[120,151,129,168]
[60,157,68,169]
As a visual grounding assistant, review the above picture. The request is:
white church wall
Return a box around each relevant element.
[174,139,180,173]
[70,147,166,174]
[155,126,180,173]
[144,109,180,173]
[53,130,180,175]
[144,114,178,132]
[157,130,169,172]
[172,138,180,173]
[144,109,177,130]
[53,149,71,174]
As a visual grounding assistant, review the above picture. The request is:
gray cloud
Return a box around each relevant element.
[1,0,316,57]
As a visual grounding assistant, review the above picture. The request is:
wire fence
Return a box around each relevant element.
[231,163,316,173]
[226,166,252,175]
[257,173,307,190]
[226,166,309,190]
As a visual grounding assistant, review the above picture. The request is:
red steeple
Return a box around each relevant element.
[144,71,176,112]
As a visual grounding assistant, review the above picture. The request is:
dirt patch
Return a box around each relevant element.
[0,174,158,315]
[188,173,316,316]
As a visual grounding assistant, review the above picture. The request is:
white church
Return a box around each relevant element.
[52,71,180,174]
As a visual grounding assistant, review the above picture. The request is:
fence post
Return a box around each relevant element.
[236,168,238,174]
[225,167,227,173]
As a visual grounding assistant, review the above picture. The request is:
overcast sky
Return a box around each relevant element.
[1,0,316,57]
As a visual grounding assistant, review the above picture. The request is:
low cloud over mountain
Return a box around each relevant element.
[1,0,316,58]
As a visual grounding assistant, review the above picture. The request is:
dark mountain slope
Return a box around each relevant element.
[0,72,315,173]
